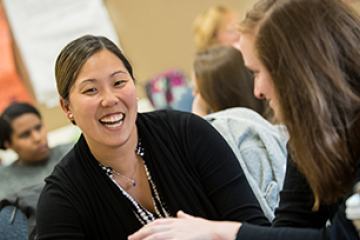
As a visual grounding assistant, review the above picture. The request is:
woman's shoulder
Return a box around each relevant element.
[138,110,205,128]
[137,110,214,143]
[46,147,77,182]
[138,109,195,120]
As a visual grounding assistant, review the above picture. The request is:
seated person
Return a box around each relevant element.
[0,102,74,200]
[174,5,241,112]
[191,45,266,117]
[129,0,360,239]
[192,45,287,220]
[35,35,270,239]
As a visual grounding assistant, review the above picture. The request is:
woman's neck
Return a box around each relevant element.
[87,127,139,173]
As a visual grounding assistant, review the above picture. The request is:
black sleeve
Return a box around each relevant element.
[187,114,270,226]
[36,181,85,240]
[236,154,360,240]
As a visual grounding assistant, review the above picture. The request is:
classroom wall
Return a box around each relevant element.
[103,0,256,98]
[3,0,360,131]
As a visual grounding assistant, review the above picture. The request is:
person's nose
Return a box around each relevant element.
[32,130,42,142]
[100,88,119,108]
[254,78,265,99]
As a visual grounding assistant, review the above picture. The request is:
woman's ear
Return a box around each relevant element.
[59,97,73,120]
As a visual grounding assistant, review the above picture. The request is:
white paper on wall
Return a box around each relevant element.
[2,0,120,107]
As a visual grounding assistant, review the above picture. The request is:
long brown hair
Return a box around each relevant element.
[240,0,360,210]
[193,45,265,115]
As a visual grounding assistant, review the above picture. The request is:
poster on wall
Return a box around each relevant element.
[2,0,120,107]
[0,3,33,114]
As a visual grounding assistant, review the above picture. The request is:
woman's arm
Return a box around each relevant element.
[236,155,360,240]
[129,154,360,240]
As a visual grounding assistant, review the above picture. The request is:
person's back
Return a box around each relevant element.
[190,45,285,219]
[205,107,287,220]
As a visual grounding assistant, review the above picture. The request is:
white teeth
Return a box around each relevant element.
[103,120,123,128]
[100,113,124,123]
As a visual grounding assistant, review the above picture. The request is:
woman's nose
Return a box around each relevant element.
[100,90,119,107]
[254,78,265,99]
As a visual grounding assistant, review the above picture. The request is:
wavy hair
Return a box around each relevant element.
[240,0,360,210]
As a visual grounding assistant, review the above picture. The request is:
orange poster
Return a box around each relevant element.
[0,3,33,114]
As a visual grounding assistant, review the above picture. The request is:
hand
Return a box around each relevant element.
[192,94,211,117]
[128,211,242,240]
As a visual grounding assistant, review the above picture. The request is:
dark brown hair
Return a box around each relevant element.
[0,102,41,149]
[55,35,135,101]
[193,45,265,115]
[240,0,360,210]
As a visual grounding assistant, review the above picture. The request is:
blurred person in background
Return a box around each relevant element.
[0,102,74,200]
[191,45,265,117]
[174,5,241,112]
[191,45,287,220]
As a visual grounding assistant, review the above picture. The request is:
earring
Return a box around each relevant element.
[69,113,73,118]
[136,97,139,101]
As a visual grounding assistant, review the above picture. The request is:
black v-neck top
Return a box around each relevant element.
[36,110,269,240]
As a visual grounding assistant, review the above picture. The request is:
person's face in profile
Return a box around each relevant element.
[4,113,49,165]
[239,33,281,121]
[61,49,139,152]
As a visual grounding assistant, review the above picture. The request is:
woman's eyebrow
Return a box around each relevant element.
[111,70,128,77]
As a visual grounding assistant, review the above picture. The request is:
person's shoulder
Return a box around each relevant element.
[0,160,20,172]
[52,141,75,152]
[0,164,11,175]
[139,109,194,118]
[50,142,75,157]
[137,110,207,136]
[138,109,198,124]
[205,107,282,134]
[47,143,76,172]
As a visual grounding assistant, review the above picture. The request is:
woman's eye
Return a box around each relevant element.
[114,80,126,86]
[84,88,96,94]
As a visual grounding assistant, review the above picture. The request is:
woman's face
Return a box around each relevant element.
[60,49,138,153]
[216,12,241,49]
[4,113,49,165]
[239,33,281,120]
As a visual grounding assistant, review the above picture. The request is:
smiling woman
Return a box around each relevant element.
[35,35,270,239]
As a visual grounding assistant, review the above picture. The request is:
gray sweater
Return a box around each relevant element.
[0,142,74,200]
[204,107,288,220]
